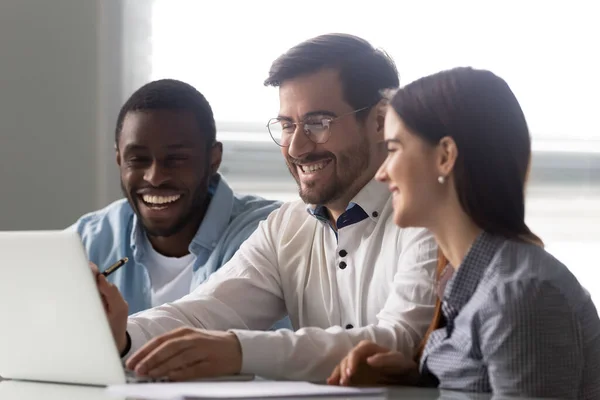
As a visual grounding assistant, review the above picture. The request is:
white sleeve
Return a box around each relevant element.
[125,208,288,357]
[232,228,438,382]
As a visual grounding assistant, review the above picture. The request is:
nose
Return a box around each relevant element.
[375,158,389,182]
[143,160,170,187]
[287,125,315,160]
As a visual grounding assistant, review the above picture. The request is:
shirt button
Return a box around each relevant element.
[339,261,347,270]
[372,211,379,218]
[345,324,354,329]
[339,249,347,257]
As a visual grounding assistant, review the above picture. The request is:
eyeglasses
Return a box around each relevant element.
[266,106,370,147]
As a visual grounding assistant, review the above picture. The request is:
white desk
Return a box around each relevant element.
[0,379,543,400]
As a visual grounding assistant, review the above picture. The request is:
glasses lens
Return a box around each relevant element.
[267,119,286,146]
[305,122,329,144]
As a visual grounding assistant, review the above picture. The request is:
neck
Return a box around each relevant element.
[146,198,209,258]
[430,207,483,270]
[147,222,198,258]
[325,153,385,225]
[325,178,369,226]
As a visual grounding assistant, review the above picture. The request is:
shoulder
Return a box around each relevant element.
[478,240,591,317]
[271,199,318,231]
[246,198,319,244]
[396,226,437,251]
[230,192,283,223]
[67,199,134,240]
[486,240,586,301]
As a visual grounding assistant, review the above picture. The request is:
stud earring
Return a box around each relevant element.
[437,176,445,184]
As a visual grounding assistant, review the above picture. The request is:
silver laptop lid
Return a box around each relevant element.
[0,230,126,386]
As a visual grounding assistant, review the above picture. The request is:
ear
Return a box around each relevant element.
[115,144,121,167]
[436,136,458,177]
[209,141,223,175]
[374,101,387,141]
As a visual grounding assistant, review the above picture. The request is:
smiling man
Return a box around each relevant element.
[69,79,281,314]
[94,34,438,383]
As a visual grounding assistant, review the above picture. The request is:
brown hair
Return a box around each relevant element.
[389,67,542,246]
[264,33,399,121]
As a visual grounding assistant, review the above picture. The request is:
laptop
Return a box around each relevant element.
[0,230,253,386]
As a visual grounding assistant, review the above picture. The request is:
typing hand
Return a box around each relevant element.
[125,328,243,382]
[89,262,129,354]
[327,340,420,386]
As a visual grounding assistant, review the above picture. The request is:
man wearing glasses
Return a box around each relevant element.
[95,33,438,382]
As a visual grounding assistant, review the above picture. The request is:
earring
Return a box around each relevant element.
[437,176,445,184]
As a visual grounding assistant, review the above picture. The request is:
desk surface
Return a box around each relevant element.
[0,380,543,400]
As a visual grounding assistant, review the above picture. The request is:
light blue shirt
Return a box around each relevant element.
[67,175,282,315]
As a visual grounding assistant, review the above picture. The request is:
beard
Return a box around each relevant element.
[286,136,371,205]
[121,176,210,238]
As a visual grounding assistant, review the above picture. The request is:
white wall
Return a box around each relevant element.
[0,0,123,230]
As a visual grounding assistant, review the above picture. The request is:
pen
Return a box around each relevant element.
[101,257,129,277]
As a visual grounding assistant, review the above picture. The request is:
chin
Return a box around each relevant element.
[393,211,413,228]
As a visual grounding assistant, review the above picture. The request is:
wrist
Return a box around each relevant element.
[119,331,131,357]
[228,331,243,373]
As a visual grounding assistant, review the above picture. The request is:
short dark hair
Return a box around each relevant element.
[389,67,541,244]
[115,79,216,148]
[264,33,399,119]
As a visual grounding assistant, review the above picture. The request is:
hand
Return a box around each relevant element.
[89,262,129,354]
[125,328,243,382]
[327,340,420,386]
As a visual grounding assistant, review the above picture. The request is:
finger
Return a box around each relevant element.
[95,275,111,310]
[146,344,207,379]
[367,352,415,375]
[167,360,222,382]
[339,357,350,386]
[96,274,113,296]
[136,338,193,376]
[346,342,387,376]
[366,352,405,368]
[100,294,109,312]
[127,331,193,372]
[326,365,342,386]
[97,276,121,312]
[89,261,99,275]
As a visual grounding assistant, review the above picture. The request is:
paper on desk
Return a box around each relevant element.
[106,380,385,399]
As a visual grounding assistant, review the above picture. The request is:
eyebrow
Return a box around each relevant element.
[384,138,403,146]
[122,142,196,153]
[277,110,338,121]
[166,142,195,150]
[122,144,147,154]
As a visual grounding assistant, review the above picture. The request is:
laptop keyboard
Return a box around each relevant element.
[124,368,170,383]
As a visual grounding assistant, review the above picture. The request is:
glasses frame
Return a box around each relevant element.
[266,106,370,147]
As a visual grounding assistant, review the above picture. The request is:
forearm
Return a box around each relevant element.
[231,322,420,382]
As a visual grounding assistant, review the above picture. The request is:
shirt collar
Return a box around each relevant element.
[443,231,505,312]
[306,179,391,225]
[130,173,234,256]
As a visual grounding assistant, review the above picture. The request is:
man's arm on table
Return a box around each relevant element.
[230,227,438,381]
[123,218,437,382]
[125,208,288,355]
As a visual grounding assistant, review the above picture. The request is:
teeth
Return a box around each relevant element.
[301,162,327,173]
[142,194,181,205]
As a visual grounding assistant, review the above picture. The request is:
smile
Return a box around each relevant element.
[298,160,332,174]
[140,194,181,210]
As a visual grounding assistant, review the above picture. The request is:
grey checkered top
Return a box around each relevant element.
[420,232,600,399]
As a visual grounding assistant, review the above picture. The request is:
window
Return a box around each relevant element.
[126,0,600,301]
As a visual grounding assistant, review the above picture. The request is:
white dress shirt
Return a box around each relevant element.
[126,179,438,381]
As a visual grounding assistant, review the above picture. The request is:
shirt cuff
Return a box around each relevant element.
[121,320,149,360]
[229,329,283,378]
[120,332,131,358]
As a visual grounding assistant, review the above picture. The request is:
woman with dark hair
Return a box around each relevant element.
[327,67,600,398]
